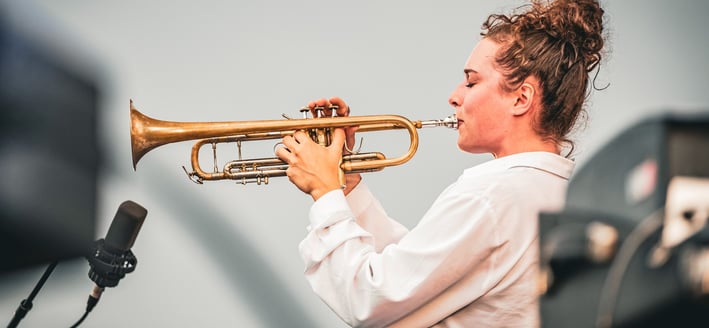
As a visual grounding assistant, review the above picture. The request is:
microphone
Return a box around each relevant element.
[103,200,148,254]
[81,200,147,322]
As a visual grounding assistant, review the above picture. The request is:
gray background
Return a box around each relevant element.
[1,0,708,327]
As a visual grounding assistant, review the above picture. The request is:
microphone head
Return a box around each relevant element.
[103,200,147,253]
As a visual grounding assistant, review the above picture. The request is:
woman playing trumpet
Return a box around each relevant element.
[276,0,606,326]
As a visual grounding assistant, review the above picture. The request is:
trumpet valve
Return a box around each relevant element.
[299,107,310,118]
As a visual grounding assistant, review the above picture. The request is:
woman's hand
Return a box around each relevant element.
[306,97,357,154]
[308,97,363,195]
[276,97,362,200]
[276,126,346,201]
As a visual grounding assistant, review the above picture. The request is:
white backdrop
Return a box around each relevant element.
[1,0,708,327]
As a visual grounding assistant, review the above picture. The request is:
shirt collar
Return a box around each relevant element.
[463,151,575,180]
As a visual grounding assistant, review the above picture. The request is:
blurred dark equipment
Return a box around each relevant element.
[0,1,102,273]
[539,112,709,327]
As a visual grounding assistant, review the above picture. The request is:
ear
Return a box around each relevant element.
[510,80,536,116]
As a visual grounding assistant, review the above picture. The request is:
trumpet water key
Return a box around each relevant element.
[129,100,457,185]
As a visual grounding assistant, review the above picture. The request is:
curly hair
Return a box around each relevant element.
[481,0,606,153]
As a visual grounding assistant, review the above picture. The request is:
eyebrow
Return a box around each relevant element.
[463,68,478,78]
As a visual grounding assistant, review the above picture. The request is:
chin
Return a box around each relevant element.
[457,141,490,155]
[457,143,477,154]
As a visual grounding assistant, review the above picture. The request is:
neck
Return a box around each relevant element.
[493,144,558,158]
[492,134,559,159]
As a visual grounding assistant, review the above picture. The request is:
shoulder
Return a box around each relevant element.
[456,152,574,194]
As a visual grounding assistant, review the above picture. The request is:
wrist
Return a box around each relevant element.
[310,185,341,202]
[342,174,362,196]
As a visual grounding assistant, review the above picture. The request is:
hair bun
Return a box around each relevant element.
[519,0,605,71]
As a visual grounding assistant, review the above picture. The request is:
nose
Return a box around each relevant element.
[448,83,463,108]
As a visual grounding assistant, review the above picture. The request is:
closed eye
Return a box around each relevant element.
[463,68,478,88]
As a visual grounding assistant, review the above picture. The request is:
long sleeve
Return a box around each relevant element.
[298,182,504,327]
[344,182,409,252]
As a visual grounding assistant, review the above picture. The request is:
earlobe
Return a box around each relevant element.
[511,82,535,116]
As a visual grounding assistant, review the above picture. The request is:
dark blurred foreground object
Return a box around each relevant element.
[0,0,102,274]
[539,112,709,327]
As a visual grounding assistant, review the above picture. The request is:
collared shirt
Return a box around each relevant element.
[299,152,575,328]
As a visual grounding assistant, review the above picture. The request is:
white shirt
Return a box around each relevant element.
[299,152,574,328]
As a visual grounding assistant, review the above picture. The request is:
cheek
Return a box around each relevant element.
[455,88,504,152]
[462,87,503,126]
[460,92,488,126]
[458,97,476,126]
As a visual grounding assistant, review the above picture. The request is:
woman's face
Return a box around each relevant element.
[448,38,517,156]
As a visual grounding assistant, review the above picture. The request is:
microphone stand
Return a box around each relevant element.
[7,261,58,328]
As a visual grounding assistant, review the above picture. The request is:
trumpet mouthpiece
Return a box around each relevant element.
[419,115,458,129]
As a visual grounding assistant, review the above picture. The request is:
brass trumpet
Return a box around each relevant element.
[130,100,457,185]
